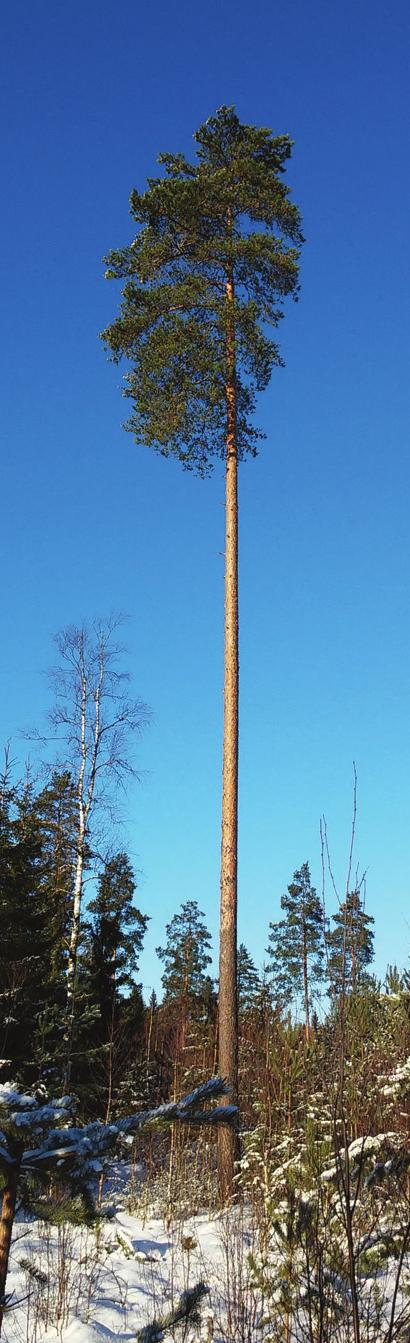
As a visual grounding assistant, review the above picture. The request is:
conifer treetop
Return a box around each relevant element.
[102,105,303,475]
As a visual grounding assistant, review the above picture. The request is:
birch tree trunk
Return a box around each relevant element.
[218,210,240,1200]
[63,637,102,1089]
[63,666,88,1089]
[46,619,147,1092]
[64,814,86,1087]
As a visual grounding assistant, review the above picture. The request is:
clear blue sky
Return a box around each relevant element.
[1,0,410,995]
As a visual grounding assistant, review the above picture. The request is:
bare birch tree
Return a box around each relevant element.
[45,617,149,1087]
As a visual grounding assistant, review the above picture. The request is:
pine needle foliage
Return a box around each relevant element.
[327,889,375,996]
[266,862,325,1029]
[101,105,303,476]
[137,1282,209,1343]
[156,900,212,1003]
[237,943,261,1013]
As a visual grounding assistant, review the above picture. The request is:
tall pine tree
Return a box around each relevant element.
[102,106,303,1195]
[237,943,261,1013]
[327,889,374,996]
[156,900,213,1011]
[266,862,325,1039]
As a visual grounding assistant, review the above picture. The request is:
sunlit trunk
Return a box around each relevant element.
[0,1155,21,1336]
[303,920,310,1042]
[218,208,240,1200]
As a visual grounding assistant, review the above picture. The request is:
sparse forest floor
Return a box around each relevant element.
[4,1189,254,1343]
[4,1117,410,1343]
[4,1196,410,1343]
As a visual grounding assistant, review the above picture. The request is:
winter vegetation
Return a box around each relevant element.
[2,616,410,1341]
[2,105,410,1343]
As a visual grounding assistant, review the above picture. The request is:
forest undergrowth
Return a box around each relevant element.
[2,629,410,1341]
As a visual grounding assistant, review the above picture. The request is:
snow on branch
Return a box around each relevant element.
[0,1078,236,1183]
[137,1283,209,1343]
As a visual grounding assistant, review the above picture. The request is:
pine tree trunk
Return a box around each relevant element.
[0,1156,21,1336]
[218,212,240,1200]
[302,921,310,1043]
[146,996,154,1065]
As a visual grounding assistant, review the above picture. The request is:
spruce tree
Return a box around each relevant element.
[327,889,375,996]
[30,773,80,1089]
[0,776,50,1083]
[84,853,148,1119]
[102,106,303,1193]
[266,862,325,1038]
[88,853,147,1023]
[34,772,78,992]
[237,943,260,1013]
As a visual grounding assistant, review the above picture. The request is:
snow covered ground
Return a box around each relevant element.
[5,1157,410,1343]
[4,1194,246,1343]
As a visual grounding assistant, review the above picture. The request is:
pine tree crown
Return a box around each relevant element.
[102,106,303,476]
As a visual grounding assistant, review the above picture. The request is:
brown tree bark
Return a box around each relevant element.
[0,1155,21,1336]
[218,210,240,1200]
[302,920,311,1043]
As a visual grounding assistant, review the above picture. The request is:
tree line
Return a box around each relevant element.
[0,619,381,1132]
[2,623,410,1343]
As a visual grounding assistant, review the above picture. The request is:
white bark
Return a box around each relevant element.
[57,618,147,1089]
